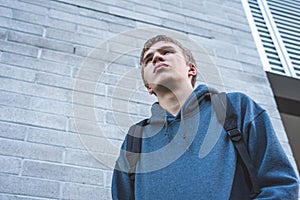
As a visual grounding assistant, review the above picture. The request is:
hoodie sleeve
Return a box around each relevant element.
[245,109,299,199]
[111,123,143,200]
[111,167,133,200]
[111,136,134,200]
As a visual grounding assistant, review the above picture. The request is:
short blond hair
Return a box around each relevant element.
[140,35,197,87]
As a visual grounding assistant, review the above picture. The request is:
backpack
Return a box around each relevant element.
[126,92,260,199]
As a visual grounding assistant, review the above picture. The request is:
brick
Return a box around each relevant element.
[35,72,74,90]
[0,90,31,109]
[110,85,156,104]
[0,27,7,39]
[0,17,44,36]
[13,9,76,32]
[93,95,110,109]
[226,12,249,24]
[158,0,182,7]
[22,160,104,185]
[0,155,21,174]
[214,56,243,70]
[247,92,278,108]
[0,6,12,17]
[66,132,122,164]
[0,194,49,200]
[105,170,113,188]
[0,40,39,57]
[223,1,246,16]
[231,33,257,49]
[135,4,168,19]
[12,9,47,25]
[79,6,135,28]
[106,110,143,127]
[26,127,84,149]
[95,123,127,140]
[220,67,269,87]
[0,121,26,140]
[0,106,67,130]
[0,138,64,162]
[49,9,108,29]
[30,97,73,116]
[246,83,273,96]
[40,49,83,65]
[100,72,136,87]
[1,0,48,15]
[182,1,206,14]
[76,25,105,38]
[113,0,136,11]
[0,63,36,82]
[73,46,120,63]
[46,28,104,47]
[62,182,110,200]
[109,22,135,34]
[213,43,238,60]
[232,28,253,41]
[76,106,106,123]
[270,118,287,134]
[68,117,106,136]
[236,53,263,66]
[263,105,281,120]
[0,77,71,102]
[108,6,162,25]
[65,148,110,169]
[21,0,80,14]
[106,97,136,114]
[131,0,161,9]
[186,17,233,36]
[0,173,60,198]
[1,52,72,76]
[72,78,106,96]
[280,141,294,157]
[55,0,109,13]
[159,1,186,15]
[236,45,260,58]
[72,91,106,110]
[8,31,75,53]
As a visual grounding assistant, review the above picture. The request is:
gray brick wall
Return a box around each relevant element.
[0,0,298,199]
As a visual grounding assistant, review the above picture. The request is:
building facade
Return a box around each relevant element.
[0,0,298,199]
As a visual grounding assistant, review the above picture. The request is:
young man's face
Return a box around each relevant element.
[141,41,196,94]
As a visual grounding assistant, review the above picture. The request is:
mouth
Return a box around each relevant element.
[153,63,168,73]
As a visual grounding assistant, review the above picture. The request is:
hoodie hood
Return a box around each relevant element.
[149,84,219,124]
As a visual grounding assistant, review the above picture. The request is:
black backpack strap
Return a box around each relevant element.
[126,120,146,200]
[211,92,260,198]
[126,134,139,200]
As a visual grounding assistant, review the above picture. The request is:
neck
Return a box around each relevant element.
[155,83,194,116]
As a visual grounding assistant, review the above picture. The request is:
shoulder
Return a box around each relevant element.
[125,118,149,141]
[226,92,265,122]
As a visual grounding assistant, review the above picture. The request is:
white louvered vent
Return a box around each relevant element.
[248,0,285,74]
[242,0,300,79]
[267,0,300,77]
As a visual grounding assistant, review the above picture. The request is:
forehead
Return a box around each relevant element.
[143,41,182,57]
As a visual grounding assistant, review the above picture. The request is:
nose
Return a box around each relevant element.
[152,51,164,65]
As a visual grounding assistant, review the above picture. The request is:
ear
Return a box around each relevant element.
[188,63,197,77]
[146,84,154,95]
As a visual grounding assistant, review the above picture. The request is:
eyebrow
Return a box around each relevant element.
[142,45,176,64]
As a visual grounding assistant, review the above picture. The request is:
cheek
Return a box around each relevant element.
[143,68,152,81]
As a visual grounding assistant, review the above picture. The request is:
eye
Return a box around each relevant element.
[144,56,152,65]
[161,49,174,55]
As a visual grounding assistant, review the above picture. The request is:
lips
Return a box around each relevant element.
[153,63,168,73]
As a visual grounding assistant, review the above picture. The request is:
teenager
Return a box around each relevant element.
[112,35,299,199]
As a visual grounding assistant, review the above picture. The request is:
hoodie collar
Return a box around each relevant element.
[149,85,218,124]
